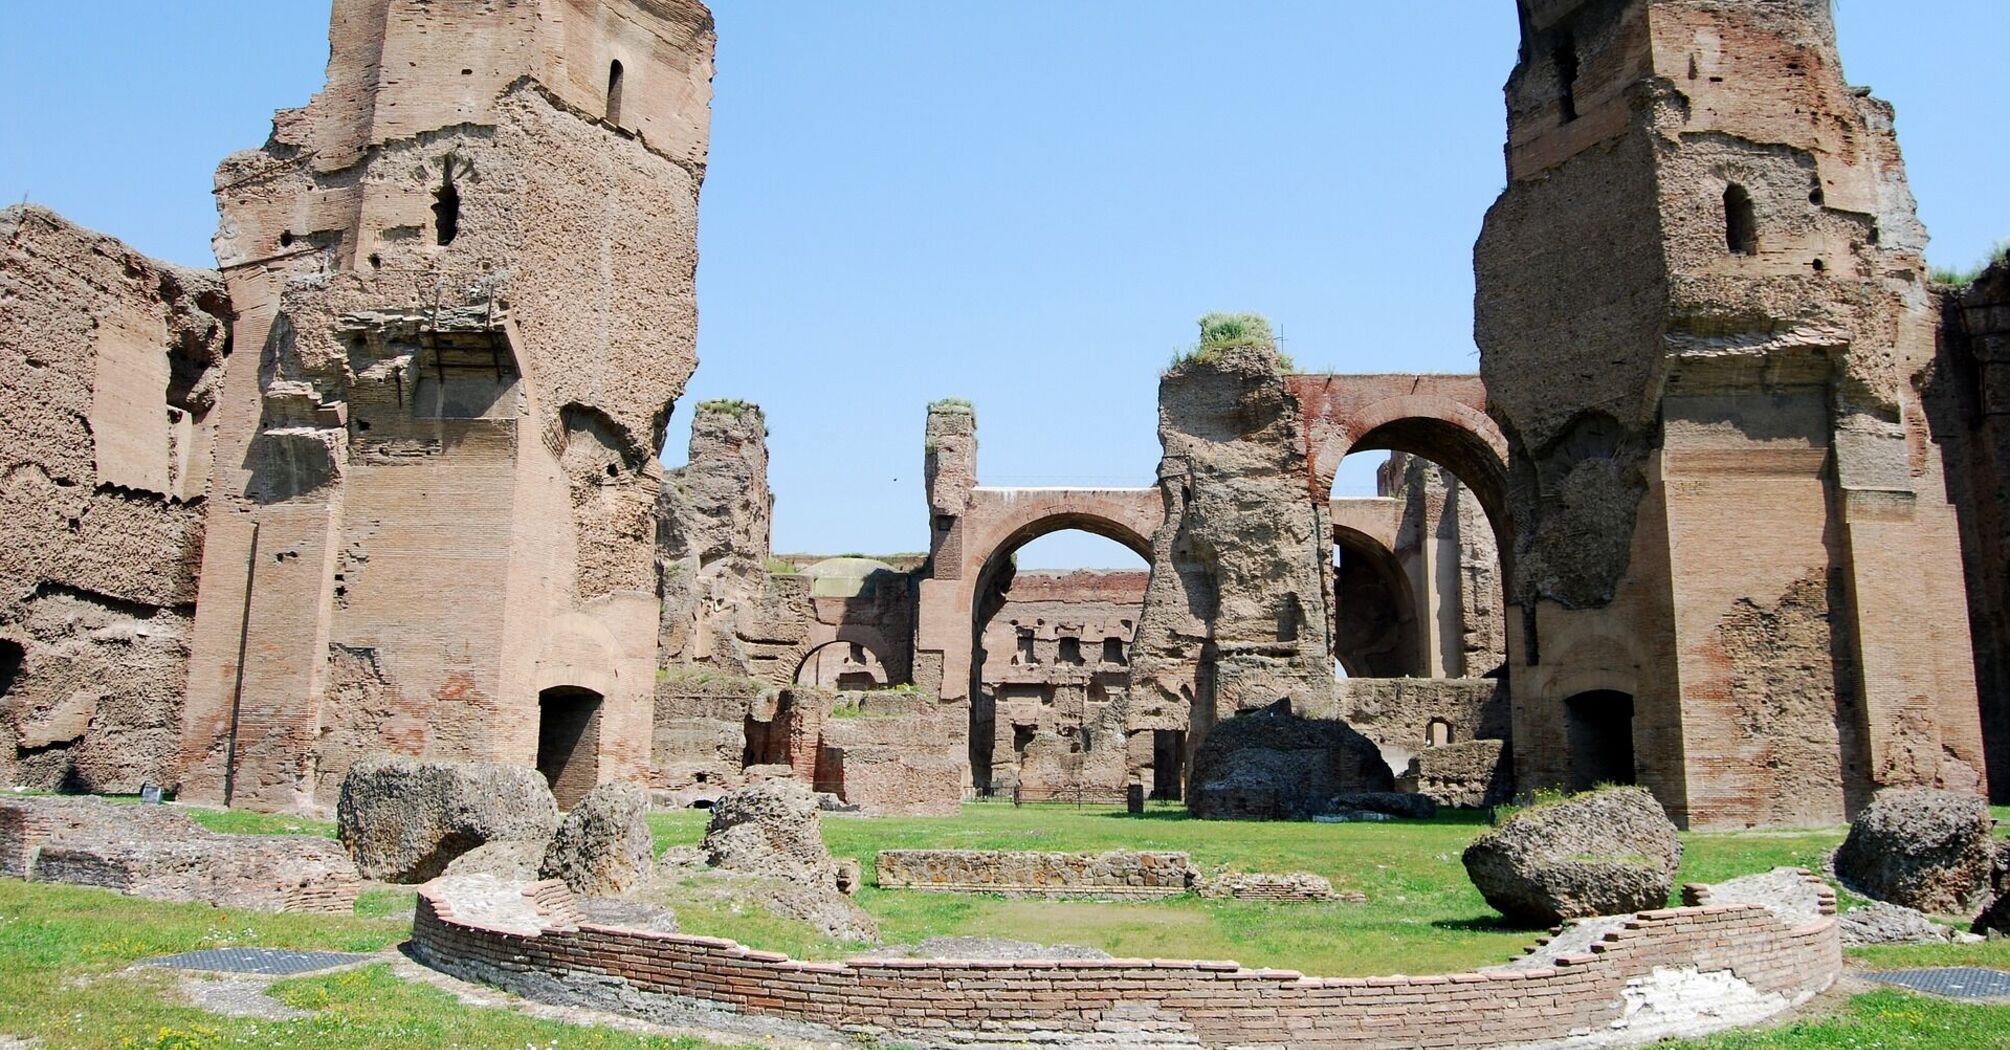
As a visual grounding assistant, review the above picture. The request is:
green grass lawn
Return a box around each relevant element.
[648,802,1861,977]
[0,879,745,1049]
[3,796,2008,1047]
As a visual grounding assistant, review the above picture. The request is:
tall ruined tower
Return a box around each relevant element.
[179,0,714,811]
[1475,0,1982,827]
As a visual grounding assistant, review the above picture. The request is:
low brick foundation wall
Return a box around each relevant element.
[413,878,1841,1049]
[875,849,1195,897]
[1,796,360,914]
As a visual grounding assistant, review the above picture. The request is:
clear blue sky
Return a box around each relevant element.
[4,3,2003,569]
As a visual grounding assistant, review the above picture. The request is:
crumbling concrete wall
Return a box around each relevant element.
[1474,0,1984,827]
[177,0,715,812]
[1932,260,2010,802]
[0,206,232,793]
[1131,344,1337,768]
[657,400,779,676]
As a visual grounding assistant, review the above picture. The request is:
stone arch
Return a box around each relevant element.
[1332,522,1420,677]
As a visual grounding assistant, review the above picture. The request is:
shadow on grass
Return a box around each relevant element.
[1430,913,1540,934]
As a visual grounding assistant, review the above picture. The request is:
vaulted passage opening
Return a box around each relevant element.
[1725,184,1757,255]
[1565,689,1636,790]
[536,686,603,808]
[606,60,625,125]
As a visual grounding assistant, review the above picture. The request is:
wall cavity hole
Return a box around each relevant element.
[605,463,620,478]
[1809,187,1825,206]
[368,253,382,270]
[279,231,295,248]
[461,68,472,75]
[1812,258,1826,272]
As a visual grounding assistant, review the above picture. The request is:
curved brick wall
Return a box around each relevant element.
[412,878,1839,1048]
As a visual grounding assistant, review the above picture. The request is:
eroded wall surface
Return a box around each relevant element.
[1934,261,2010,801]
[178,0,715,811]
[1474,0,1983,826]
[0,206,232,793]
[1130,346,1338,770]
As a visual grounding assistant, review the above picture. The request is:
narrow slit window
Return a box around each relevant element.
[606,60,625,125]
[433,166,460,246]
[1554,38,1580,123]
[1724,183,1757,255]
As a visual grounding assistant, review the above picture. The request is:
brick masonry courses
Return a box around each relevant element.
[413,876,1841,1049]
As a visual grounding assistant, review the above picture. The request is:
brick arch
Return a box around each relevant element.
[787,629,901,688]
[1289,375,1513,559]
[959,493,1159,583]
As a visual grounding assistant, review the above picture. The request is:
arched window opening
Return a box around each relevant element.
[793,639,888,690]
[1564,689,1636,791]
[1554,37,1580,123]
[606,60,625,125]
[536,685,603,808]
[433,165,461,246]
[1724,184,1757,255]
[1426,718,1454,748]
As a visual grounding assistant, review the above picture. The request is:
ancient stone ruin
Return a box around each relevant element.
[0,0,2004,862]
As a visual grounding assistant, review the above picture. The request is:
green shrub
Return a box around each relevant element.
[1169,312,1294,371]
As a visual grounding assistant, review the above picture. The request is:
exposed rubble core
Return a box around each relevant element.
[0,206,232,794]
[174,0,717,812]
[1132,342,1337,775]
[656,401,779,677]
[1473,0,1985,827]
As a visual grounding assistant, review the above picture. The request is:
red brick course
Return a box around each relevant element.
[414,879,1840,1047]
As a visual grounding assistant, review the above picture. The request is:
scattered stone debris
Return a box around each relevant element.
[442,840,545,881]
[539,781,654,898]
[681,779,877,943]
[1461,786,1682,925]
[0,796,358,913]
[1833,788,1995,916]
[1194,872,1358,903]
[336,754,561,883]
[1842,902,1970,946]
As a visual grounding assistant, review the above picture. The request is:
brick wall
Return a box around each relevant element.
[415,879,1838,1048]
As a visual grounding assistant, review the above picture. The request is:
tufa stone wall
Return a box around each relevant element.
[176,0,715,812]
[0,206,232,794]
[1473,0,1984,827]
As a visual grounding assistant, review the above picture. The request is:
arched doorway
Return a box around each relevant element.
[536,685,603,808]
[1564,689,1635,790]
[969,520,1152,801]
